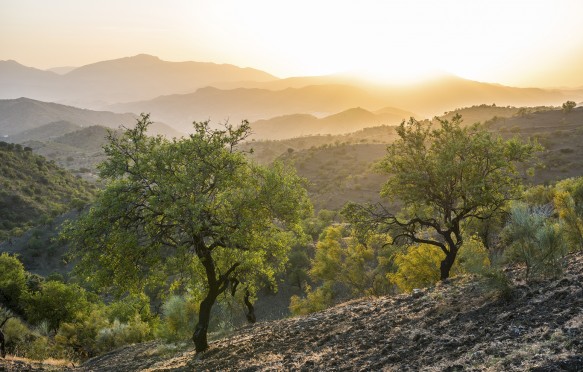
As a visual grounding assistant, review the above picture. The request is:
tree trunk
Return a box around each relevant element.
[439,247,458,281]
[193,290,217,352]
[244,289,256,324]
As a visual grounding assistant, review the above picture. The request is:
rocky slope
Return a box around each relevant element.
[66,252,583,371]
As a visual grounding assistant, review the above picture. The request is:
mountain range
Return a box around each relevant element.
[0,54,276,107]
[2,54,583,139]
[0,97,181,138]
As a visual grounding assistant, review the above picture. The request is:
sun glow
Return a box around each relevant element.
[2,0,583,87]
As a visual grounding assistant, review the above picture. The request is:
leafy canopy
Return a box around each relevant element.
[63,114,312,302]
[344,114,539,279]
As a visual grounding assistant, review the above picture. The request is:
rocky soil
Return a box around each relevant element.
[4,253,583,371]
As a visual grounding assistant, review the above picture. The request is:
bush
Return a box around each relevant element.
[388,234,491,293]
[95,314,152,353]
[24,281,90,331]
[3,317,33,356]
[55,308,108,359]
[388,244,443,292]
[0,253,28,313]
[156,294,198,342]
[289,283,334,316]
[502,203,567,281]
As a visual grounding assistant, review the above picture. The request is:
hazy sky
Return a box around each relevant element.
[2,0,583,87]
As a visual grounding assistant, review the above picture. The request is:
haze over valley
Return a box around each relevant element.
[2,1,583,370]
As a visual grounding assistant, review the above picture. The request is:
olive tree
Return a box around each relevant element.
[63,114,312,352]
[344,114,538,280]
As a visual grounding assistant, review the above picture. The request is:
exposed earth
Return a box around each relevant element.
[2,253,583,371]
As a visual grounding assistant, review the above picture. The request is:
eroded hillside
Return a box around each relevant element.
[63,251,583,372]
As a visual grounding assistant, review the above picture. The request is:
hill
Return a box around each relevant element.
[0,98,137,136]
[0,97,182,140]
[108,84,390,132]
[249,107,416,140]
[0,55,276,107]
[0,142,95,241]
[73,251,583,371]
[108,79,580,132]
[243,105,583,210]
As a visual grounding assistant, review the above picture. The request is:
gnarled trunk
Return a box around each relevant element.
[244,289,256,323]
[439,246,459,281]
[193,289,218,352]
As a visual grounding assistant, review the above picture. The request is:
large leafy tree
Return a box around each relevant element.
[63,114,312,352]
[344,114,538,281]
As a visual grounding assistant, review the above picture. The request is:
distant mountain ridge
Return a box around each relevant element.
[0,97,181,138]
[0,54,277,107]
[250,106,416,140]
[2,54,583,136]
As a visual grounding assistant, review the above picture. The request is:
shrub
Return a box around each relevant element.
[24,281,90,331]
[289,283,334,316]
[156,294,198,342]
[388,243,443,292]
[55,308,108,359]
[3,317,33,356]
[0,253,28,312]
[95,314,152,353]
[502,203,568,281]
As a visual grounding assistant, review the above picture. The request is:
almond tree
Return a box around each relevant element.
[344,114,538,280]
[63,114,312,352]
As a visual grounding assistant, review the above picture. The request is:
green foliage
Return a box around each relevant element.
[454,235,491,275]
[553,177,583,251]
[3,317,33,354]
[95,315,152,353]
[309,226,391,296]
[345,114,539,280]
[0,253,28,312]
[55,308,108,359]
[562,100,576,113]
[389,235,490,292]
[106,293,151,323]
[289,283,334,316]
[289,226,393,314]
[389,244,443,292]
[502,203,567,281]
[286,245,311,290]
[62,114,312,351]
[0,141,95,240]
[24,281,90,331]
[156,294,198,342]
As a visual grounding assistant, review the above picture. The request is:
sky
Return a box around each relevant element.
[2,0,583,87]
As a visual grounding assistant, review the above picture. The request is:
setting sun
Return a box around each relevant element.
[2,0,583,87]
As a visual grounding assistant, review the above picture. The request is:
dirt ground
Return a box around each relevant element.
[2,253,581,371]
[64,252,583,371]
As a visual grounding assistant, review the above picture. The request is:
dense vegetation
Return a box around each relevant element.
[0,141,95,240]
[2,104,583,367]
[62,115,312,352]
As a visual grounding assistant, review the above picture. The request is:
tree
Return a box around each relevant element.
[0,253,27,314]
[344,115,538,280]
[62,114,312,352]
[562,100,576,113]
[24,281,90,331]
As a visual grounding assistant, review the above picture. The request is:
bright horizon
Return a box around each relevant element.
[2,0,583,88]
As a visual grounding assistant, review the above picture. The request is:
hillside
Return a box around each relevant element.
[108,85,390,132]
[70,251,583,371]
[249,107,416,140]
[0,142,95,240]
[0,55,276,107]
[245,105,583,210]
[0,97,182,138]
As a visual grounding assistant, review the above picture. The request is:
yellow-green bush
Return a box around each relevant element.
[156,294,198,342]
[389,236,490,292]
[388,244,443,292]
[289,283,334,316]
